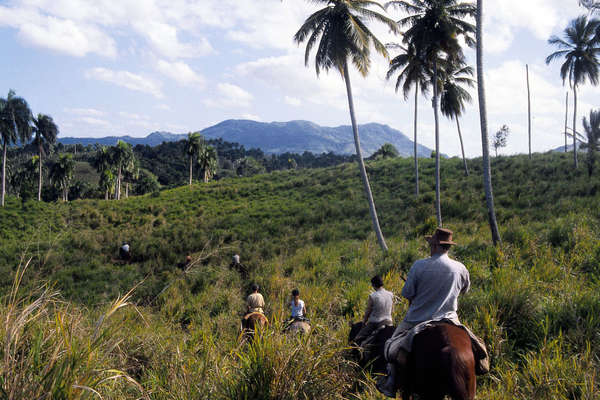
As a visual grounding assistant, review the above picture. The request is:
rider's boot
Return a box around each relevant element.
[376,363,397,397]
[376,348,409,398]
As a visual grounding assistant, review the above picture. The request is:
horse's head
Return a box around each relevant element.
[348,321,364,344]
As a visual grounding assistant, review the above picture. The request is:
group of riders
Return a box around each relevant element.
[124,227,487,398]
[238,228,489,398]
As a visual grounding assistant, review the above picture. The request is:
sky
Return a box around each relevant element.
[0,0,595,157]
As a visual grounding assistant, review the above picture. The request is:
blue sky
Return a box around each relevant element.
[0,0,595,157]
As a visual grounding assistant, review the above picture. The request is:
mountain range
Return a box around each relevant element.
[58,119,434,157]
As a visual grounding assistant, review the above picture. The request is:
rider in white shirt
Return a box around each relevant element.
[290,288,307,320]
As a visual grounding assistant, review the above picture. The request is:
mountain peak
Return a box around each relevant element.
[59,120,433,157]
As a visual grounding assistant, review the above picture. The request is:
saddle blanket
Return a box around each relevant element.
[384,319,489,374]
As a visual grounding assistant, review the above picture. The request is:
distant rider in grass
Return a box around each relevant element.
[241,283,267,334]
[245,283,265,315]
[284,288,309,328]
[353,275,394,348]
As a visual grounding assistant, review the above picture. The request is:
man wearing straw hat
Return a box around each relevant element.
[377,228,488,397]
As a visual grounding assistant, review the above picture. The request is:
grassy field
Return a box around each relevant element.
[1,152,599,399]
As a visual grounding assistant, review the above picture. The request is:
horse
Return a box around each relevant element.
[285,320,311,335]
[240,312,268,342]
[402,322,476,400]
[349,321,476,400]
[348,321,395,374]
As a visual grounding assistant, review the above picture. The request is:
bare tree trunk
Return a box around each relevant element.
[126,182,129,198]
[526,64,532,160]
[343,63,388,252]
[204,170,209,183]
[105,189,109,200]
[414,82,420,196]
[573,85,578,168]
[115,166,122,200]
[456,118,469,176]
[38,145,43,201]
[189,156,193,186]
[565,92,569,153]
[477,0,502,246]
[1,142,6,207]
[433,62,442,227]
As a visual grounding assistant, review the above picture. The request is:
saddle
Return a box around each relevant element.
[385,320,489,375]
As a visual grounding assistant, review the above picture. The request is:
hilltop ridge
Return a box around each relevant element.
[58,120,434,157]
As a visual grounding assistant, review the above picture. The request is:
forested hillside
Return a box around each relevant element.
[0,152,599,398]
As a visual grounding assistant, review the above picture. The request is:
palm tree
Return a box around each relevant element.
[0,90,32,206]
[110,140,134,200]
[122,158,139,198]
[49,153,75,201]
[583,109,600,176]
[197,145,218,183]
[183,132,203,185]
[295,0,399,251]
[92,146,114,200]
[387,0,476,227]
[439,58,474,176]
[386,42,430,195]
[99,169,116,200]
[476,0,501,245]
[32,114,59,201]
[546,15,600,169]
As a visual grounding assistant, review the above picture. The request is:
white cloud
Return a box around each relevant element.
[85,67,163,98]
[118,111,149,120]
[204,83,254,108]
[79,116,110,126]
[156,59,205,87]
[0,5,116,57]
[284,96,301,107]
[64,107,105,116]
[240,113,261,121]
[0,0,212,59]
[154,104,172,111]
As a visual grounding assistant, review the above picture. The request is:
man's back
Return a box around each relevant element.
[401,253,469,324]
[247,292,265,313]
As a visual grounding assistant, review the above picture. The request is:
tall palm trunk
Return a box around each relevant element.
[38,144,43,201]
[189,156,193,186]
[115,166,122,200]
[433,62,442,227]
[456,118,469,176]
[414,82,420,196]
[565,92,569,153]
[573,85,578,168]
[343,63,388,252]
[527,64,532,160]
[476,0,501,246]
[1,141,6,207]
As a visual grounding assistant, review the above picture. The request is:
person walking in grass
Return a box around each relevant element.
[353,275,394,347]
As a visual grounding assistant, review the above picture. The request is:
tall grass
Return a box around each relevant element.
[0,152,599,398]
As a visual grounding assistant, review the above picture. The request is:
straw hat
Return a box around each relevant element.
[425,228,457,245]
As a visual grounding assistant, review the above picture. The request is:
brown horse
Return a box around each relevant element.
[349,322,476,400]
[241,312,268,342]
[398,322,476,400]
